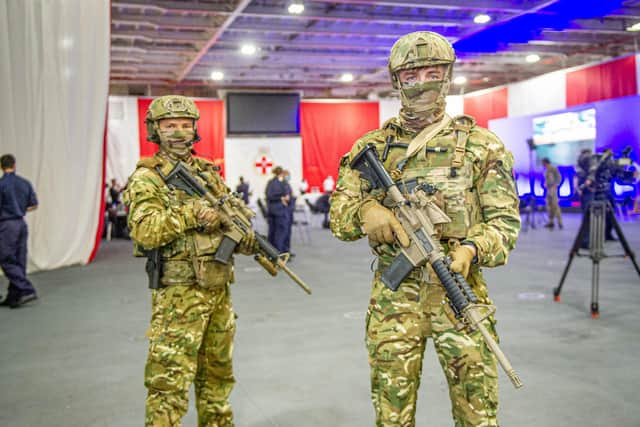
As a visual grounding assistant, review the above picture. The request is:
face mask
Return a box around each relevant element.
[398,79,449,133]
[158,128,195,161]
[284,175,291,182]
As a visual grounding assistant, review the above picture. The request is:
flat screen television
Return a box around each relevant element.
[226,92,300,135]
[531,108,596,165]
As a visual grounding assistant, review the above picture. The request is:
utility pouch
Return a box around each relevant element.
[192,232,233,288]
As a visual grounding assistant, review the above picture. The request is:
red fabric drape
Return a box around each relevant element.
[463,87,509,128]
[300,101,380,189]
[137,98,226,176]
[566,56,637,107]
[88,109,108,263]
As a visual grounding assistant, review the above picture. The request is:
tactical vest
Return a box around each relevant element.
[132,155,234,288]
[373,115,481,240]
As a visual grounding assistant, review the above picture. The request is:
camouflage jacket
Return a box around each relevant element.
[330,115,521,268]
[544,164,561,188]
[123,153,234,288]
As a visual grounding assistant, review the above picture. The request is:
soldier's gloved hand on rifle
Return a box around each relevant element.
[449,241,476,279]
[193,200,223,233]
[359,200,410,247]
[236,230,258,255]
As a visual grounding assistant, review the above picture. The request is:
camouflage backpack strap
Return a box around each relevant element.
[450,114,476,177]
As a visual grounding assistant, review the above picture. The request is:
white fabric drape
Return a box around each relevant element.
[0,0,110,271]
[106,96,141,187]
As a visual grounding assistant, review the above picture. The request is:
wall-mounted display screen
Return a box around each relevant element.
[227,92,300,135]
[532,108,596,165]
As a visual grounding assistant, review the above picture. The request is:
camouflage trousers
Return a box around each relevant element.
[145,284,236,427]
[366,271,499,427]
[546,186,563,226]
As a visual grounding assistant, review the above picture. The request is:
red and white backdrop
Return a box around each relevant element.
[107,51,640,202]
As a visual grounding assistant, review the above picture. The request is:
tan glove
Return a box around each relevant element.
[193,200,221,233]
[359,200,410,247]
[449,244,476,279]
[236,230,258,255]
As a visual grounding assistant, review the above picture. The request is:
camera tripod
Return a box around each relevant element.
[521,195,544,232]
[553,199,640,317]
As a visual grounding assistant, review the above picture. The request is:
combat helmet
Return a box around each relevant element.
[145,95,201,143]
[388,31,456,89]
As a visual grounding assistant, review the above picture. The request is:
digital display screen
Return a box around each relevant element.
[227,92,300,135]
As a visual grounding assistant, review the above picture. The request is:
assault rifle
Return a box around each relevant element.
[350,144,522,389]
[157,161,312,295]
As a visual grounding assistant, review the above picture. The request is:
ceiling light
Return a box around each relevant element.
[240,44,257,55]
[341,73,354,82]
[210,70,224,81]
[473,14,491,24]
[453,76,467,85]
[626,22,640,31]
[288,2,304,14]
[525,54,541,63]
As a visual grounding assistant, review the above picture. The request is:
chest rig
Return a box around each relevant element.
[138,155,234,288]
[378,115,479,240]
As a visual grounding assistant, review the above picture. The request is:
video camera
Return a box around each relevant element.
[580,147,636,194]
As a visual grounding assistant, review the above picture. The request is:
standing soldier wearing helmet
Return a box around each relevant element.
[123,95,256,427]
[330,32,521,426]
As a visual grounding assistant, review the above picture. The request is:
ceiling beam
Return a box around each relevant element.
[112,0,234,14]
[176,0,253,82]
[305,0,533,13]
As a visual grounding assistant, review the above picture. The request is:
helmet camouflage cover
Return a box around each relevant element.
[388,31,456,89]
[146,95,200,143]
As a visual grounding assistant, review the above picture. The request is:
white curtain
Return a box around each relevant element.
[106,96,140,187]
[0,0,110,271]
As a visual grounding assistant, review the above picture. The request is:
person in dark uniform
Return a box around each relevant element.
[265,166,293,254]
[282,169,295,254]
[0,154,39,308]
[236,176,250,205]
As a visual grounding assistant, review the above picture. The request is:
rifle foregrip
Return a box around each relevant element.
[214,236,237,264]
[255,233,280,261]
[432,259,468,315]
[381,253,414,291]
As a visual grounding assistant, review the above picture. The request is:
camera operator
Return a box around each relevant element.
[575,149,616,248]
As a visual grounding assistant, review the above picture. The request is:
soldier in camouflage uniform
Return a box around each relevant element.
[330,32,521,426]
[123,95,256,427]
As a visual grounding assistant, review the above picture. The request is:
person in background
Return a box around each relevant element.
[265,166,293,254]
[323,175,335,193]
[299,177,309,195]
[235,176,250,205]
[282,169,296,255]
[542,157,563,229]
[0,154,39,308]
[108,178,122,208]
